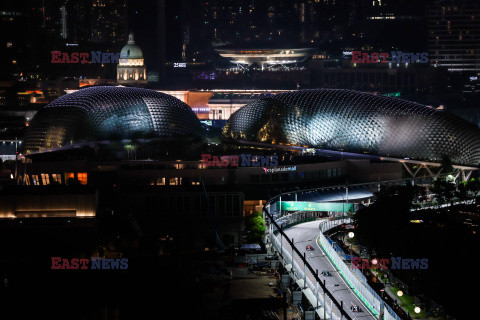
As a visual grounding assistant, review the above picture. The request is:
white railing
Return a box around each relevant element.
[318,219,402,320]
[270,222,340,319]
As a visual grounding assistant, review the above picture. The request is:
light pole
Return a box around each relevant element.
[291,238,294,267]
[280,225,283,260]
[14,137,19,180]
[323,279,326,320]
[338,192,348,223]
[303,252,306,289]
[346,231,355,261]
[279,195,282,217]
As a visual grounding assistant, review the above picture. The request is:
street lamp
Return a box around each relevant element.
[347,232,355,262]
[397,290,403,297]
[414,306,421,314]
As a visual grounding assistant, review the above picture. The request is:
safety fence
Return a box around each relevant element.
[271,210,402,320]
[264,177,442,320]
[266,208,352,320]
[318,219,402,320]
[351,267,368,286]
[326,237,354,261]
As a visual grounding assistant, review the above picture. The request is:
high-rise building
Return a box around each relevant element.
[427,1,480,74]
[90,0,127,46]
[200,0,300,46]
[0,1,47,80]
[64,0,91,44]
[60,5,67,39]
[157,0,166,82]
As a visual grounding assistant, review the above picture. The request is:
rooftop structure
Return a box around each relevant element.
[224,89,480,166]
[24,86,202,153]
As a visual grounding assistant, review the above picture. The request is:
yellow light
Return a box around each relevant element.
[397,290,403,297]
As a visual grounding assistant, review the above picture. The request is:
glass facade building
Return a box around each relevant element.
[25,86,202,153]
[224,89,480,166]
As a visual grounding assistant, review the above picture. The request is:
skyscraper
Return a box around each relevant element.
[427,1,480,74]
[60,5,67,39]
[157,0,166,83]
[90,0,128,46]
[200,0,300,45]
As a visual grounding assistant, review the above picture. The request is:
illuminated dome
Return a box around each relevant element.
[120,33,143,60]
[25,86,202,153]
[223,89,480,166]
[117,33,146,83]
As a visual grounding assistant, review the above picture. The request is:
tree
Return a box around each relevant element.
[431,178,456,206]
[221,234,234,248]
[244,211,266,244]
[467,177,480,204]
[457,180,469,201]
[353,184,421,256]
[440,155,454,175]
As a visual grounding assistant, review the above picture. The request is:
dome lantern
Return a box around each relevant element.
[128,32,135,45]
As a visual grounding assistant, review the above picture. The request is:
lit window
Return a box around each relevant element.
[24,175,30,185]
[65,172,75,184]
[41,173,50,185]
[77,173,88,185]
[169,177,182,185]
[52,174,62,184]
[31,175,39,185]
[150,177,166,185]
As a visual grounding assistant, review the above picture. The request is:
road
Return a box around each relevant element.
[279,220,376,320]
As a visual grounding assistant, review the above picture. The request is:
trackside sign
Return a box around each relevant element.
[276,201,354,213]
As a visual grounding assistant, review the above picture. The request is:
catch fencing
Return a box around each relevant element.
[318,219,402,320]
[267,208,352,320]
[269,208,402,320]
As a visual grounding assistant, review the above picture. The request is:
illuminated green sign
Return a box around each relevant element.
[276,201,353,212]
[384,92,401,97]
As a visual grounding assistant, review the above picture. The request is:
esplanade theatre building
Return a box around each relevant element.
[2,87,479,249]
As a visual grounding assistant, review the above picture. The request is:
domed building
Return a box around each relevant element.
[25,86,202,153]
[117,33,147,84]
[224,89,480,166]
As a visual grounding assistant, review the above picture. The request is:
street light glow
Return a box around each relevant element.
[348,231,355,238]
[397,290,403,297]
[414,306,421,314]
